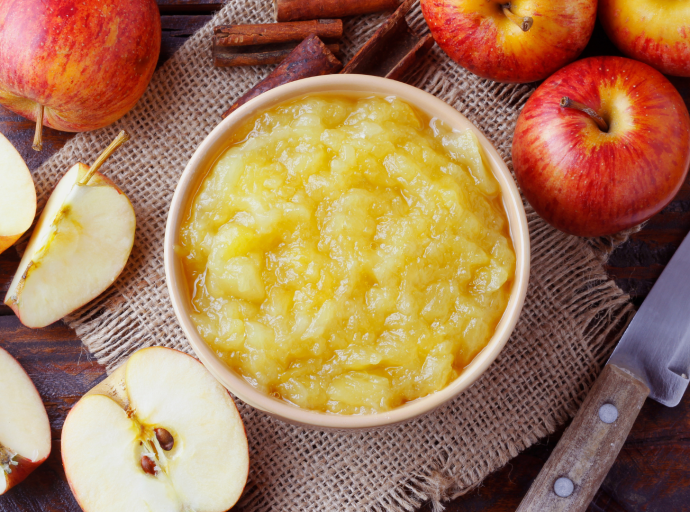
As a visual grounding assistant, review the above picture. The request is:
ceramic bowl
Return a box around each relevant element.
[165,74,530,430]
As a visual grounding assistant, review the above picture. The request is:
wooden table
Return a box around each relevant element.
[1,3,689,511]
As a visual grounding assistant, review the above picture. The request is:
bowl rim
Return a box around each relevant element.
[164,74,530,430]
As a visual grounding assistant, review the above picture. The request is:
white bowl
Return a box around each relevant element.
[165,74,530,430]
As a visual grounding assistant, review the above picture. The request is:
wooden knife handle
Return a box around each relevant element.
[516,364,650,512]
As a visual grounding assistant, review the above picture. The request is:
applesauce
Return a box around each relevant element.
[178,94,515,414]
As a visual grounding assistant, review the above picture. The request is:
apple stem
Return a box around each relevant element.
[32,104,44,152]
[80,130,131,185]
[560,96,609,132]
[502,4,533,31]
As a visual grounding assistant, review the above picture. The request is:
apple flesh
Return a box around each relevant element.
[421,0,597,83]
[4,132,136,328]
[599,0,690,77]
[0,132,36,254]
[0,347,51,495]
[512,56,690,237]
[62,347,249,512]
[0,0,160,149]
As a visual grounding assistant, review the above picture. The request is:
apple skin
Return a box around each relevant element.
[2,455,45,495]
[0,0,160,132]
[0,236,18,256]
[599,0,690,77]
[421,0,597,83]
[512,56,690,237]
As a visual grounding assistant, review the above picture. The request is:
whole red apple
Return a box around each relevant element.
[421,0,597,83]
[599,0,690,77]
[512,56,690,237]
[0,0,160,150]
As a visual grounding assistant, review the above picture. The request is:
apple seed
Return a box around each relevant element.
[155,428,174,451]
[141,455,157,475]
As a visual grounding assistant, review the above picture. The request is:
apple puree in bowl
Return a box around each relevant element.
[178,94,515,414]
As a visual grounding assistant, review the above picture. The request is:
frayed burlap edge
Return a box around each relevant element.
[24,2,638,511]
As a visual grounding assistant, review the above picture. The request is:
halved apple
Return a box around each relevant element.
[4,132,136,328]
[0,347,51,495]
[0,132,36,255]
[61,347,249,512]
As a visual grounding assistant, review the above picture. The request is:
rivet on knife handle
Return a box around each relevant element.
[516,364,649,512]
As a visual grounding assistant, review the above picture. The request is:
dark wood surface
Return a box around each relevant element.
[1,3,689,511]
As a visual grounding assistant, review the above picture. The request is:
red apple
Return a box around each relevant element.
[421,0,597,83]
[512,56,690,237]
[599,0,690,77]
[0,0,160,150]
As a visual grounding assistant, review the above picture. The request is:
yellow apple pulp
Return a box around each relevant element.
[179,94,515,414]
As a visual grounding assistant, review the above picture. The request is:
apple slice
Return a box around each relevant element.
[0,347,51,495]
[0,132,36,255]
[4,131,136,328]
[62,347,249,512]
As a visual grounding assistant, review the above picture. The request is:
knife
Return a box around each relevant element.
[516,230,690,512]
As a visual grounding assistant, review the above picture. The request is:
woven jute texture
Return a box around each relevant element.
[30,1,635,510]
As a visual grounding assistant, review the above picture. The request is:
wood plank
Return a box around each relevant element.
[157,0,225,14]
[628,215,690,245]
[605,265,666,281]
[161,15,212,64]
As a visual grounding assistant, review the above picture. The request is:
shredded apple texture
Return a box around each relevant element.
[178,94,515,414]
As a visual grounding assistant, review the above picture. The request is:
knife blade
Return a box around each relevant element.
[608,230,690,406]
[517,230,690,512]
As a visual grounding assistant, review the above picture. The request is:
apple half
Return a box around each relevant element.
[0,132,36,255]
[62,347,249,512]
[0,347,51,495]
[4,132,136,328]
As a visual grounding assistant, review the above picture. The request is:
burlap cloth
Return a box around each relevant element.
[30,1,636,510]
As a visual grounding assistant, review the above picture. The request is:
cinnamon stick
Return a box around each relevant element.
[214,19,342,46]
[213,19,342,67]
[214,42,340,67]
[275,0,401,22]
[340,0,434,81]
[222,35,342,118]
